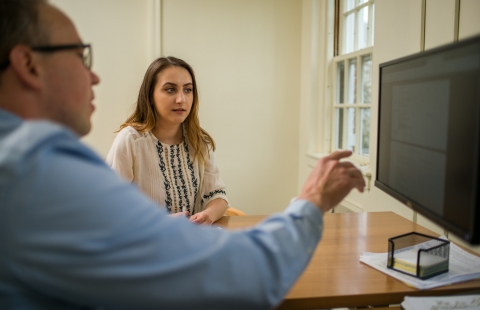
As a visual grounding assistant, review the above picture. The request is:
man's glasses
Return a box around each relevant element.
[32,43,92,69]
[0,43,92,70]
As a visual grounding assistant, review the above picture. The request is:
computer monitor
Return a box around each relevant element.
[375,35,480,245]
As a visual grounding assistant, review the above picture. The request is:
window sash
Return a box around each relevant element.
[340,0,374,55]
[331,48,373,163]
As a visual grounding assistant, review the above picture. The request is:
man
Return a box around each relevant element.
[0,0,365,309]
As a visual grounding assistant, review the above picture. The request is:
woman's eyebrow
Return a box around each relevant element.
[162,82,177,86]
[162,82,192,87]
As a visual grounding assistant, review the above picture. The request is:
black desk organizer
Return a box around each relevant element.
[387,232,450,280]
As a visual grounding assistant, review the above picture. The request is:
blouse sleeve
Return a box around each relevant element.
[200,149,228,208]
[105,128,135,182]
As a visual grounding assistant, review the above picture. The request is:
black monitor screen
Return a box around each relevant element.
[375,35,480,245]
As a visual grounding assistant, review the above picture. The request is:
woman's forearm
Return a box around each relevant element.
[204,198,229,222]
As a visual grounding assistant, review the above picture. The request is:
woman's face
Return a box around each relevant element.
[152,66,193,127]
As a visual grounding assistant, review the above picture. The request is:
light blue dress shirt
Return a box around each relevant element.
[0,108,324,310]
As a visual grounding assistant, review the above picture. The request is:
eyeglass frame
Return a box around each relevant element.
[0,43,92,71]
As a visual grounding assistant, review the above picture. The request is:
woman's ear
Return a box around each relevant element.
[8,45,42,90]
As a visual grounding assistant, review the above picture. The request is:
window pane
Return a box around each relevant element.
[361,54,372,104]
[347,108,356,152]
[344,13,355,53]
[345,0,355,12]
[337,62,345,104]
[357,6,369,50]
[335,108,344,149]
[357,0,368,4]
[360,108,370,156]
[348,58,357,104]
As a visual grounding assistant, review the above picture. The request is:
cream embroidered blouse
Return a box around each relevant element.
[106,126,228,214]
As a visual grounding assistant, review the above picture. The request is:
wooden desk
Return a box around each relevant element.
[215,212,480,309]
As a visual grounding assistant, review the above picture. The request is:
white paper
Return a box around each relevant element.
[401,294,480,310]
[394,249,447,266]
[359,236,480,290]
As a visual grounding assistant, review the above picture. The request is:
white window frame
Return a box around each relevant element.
[341,0,375,54]
[330,0,374,165]
[331,48,373,164]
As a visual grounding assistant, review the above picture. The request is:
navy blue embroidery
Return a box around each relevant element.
[156,139,202,215]
[175,145,190,215]
[184,141,198,213]
[169,145,183,212]
[156,141,172,213]
[201,189,227,206]
[174,145,189,214]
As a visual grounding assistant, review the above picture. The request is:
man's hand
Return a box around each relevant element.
[297,150,365,214]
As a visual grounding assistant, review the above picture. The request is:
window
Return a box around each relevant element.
[331,0,374,163]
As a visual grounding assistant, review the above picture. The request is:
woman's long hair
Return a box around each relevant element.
[119,56,215,164]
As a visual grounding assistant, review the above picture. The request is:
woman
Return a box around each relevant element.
[106,56,228,225]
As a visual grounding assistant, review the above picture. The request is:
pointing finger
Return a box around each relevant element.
[325,150,353,161]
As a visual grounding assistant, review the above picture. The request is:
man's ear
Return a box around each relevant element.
[8,45,43,90]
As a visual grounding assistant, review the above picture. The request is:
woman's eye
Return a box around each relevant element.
[184,88,193,93]
[166,88,175,93]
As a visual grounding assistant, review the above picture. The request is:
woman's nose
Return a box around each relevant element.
[176,92,185,103]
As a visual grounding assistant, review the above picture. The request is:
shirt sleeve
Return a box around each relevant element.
[105,127,135,182]
[3,124,324,310]
[201,149,229,208]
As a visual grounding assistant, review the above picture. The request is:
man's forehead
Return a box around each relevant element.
[39,3,82,44]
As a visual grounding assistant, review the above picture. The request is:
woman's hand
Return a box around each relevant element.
[189,211,213,225]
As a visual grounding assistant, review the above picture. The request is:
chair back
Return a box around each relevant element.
[224,207,246,216]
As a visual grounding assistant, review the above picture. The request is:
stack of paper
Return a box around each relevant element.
[401,294,480,310]
[392,249,448,278]
[359,236,480,290]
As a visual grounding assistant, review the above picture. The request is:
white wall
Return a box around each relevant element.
[424,0,456,49]
[459,0,480,39]
[161,0,302,214]
[52,0,303,215]
[50,0,157,157]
